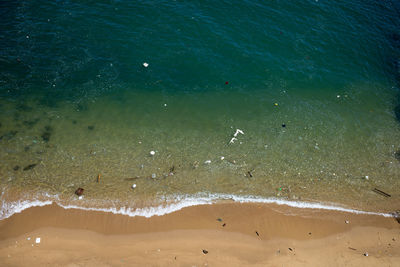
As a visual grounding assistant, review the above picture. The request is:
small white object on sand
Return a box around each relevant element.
[143,62,149,68]
[150,150,155,156]
[132,184,137,189]
[151,173,156,179]
[35,238,40,244]
[204,160,211,164]
[27,237,30,241]
[220,156,225,160]
[345,220,349,224]
[78,196,83,200]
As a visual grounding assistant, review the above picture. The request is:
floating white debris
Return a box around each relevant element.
[220,156,225,160]
[150,150,155,156]
[132,184,137,189]
[204,160,211,164]
[337,95,340,98]
[143,62,149,68]
[233,129,244,137]
[151,173,156,179]
[35,238,40,244]
[365,175,369,180]
[229,137,237,144]
[164,103,167,107]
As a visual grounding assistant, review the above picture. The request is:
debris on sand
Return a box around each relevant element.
[372,188,391,198]
[75,188,84,196]
[202,249,208,254]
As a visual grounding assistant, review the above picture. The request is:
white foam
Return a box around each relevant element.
[0,193,394,220]
[0,199,53,220]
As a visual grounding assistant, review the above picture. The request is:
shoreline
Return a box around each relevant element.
[1,192,395,221]
[0,202,399,266]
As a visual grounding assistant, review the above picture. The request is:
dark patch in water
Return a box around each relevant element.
[16,103,33,112]
[88,125,94,130]
[76,103,89,111]
[24,146,30,152]
[23,118,40,128]
[394,150,400,161]
[23,164,37,171]
[72,120,77,124]
[41,132,51,142]
[0,130,18,141]
[13,166,20,171]
[41,125,53,142]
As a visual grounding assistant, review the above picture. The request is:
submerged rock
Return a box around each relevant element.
[23,164,37,171]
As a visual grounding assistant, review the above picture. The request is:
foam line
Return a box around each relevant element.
[0,193,394,220]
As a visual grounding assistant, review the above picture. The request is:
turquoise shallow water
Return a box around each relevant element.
[1,1,400,216]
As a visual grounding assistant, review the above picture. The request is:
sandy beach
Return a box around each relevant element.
[0,202,399,266]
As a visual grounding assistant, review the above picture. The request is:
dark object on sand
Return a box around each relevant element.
[202,249,208,254]
[23,164,37,171]
[255,231,259,236]
[372,188,391,198]
[13,165,20,171]
[88,125,94,130]
[75,188,84,196]
[222,223,226,227]
[247,170,253,177]
[348,247,357,251]
[288,248,293,251]
[216,218,222,222]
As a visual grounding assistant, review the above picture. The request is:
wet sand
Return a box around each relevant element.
[0,202,399,266]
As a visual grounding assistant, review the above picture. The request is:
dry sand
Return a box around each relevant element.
[0,202,399,266]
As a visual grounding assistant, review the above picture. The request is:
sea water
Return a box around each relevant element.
[1,0,400,219]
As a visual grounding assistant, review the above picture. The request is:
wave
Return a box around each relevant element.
[0,193,394,220]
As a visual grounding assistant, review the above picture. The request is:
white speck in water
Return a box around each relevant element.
[150,150,155,156]
[204,160,211,164]
[151,173,156,179]
[143,62,149,68]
